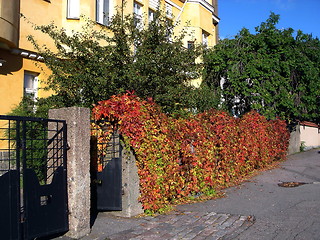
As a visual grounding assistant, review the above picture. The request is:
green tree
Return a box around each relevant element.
[203,12,320,122]
[25,9,202,113]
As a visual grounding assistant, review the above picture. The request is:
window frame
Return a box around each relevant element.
[24,72,39,101]
[187,41,195,49]
[67,0,80,19]
[96,0,110,26]
[202,31,209,47]
[148,8,155,23]
[165,3,173,19]
[134,2,143,29]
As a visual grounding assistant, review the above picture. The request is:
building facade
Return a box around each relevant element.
[0,0,219,115]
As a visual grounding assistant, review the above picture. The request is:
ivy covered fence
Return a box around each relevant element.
[92,93,290,214]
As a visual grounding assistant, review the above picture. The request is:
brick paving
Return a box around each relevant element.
[106,211,255,240]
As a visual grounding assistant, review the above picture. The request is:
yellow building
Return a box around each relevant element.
[0,0,219,116]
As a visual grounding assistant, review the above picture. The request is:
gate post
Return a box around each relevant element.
[49,107,91,239]
[288,123,301,154]
[111,143,144,217]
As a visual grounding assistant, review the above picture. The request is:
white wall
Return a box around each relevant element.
[300,123,320,150]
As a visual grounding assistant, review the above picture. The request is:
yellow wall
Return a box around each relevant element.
[20,0,63,51]
[181,1,217,47]
[0,49,51,115]
[0,50,23,114]
[0,0,219,116]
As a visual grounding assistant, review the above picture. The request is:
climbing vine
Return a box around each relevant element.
[92,93,290,213]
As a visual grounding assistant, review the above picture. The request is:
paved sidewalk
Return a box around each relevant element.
[57,148,320,240]
[177,148,320,240]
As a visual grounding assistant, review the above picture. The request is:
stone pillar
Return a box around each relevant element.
[49,107,91,239]
[111,142,144,217]
[288,124,301,155]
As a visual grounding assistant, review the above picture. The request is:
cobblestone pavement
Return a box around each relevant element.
[104,211,254,240]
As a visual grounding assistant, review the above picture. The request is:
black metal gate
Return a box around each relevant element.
[91,123,122,211]
[0,115,68,240]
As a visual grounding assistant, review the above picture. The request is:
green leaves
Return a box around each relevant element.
[93,93,289,213]
[27,9,202,114]
[204,12,320,123]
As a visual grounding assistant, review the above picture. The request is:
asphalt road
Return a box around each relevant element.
[177,148,320,240]
[57,148,320,240]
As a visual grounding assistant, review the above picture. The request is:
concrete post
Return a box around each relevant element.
[49,107,91,239]
[288,124,301,155]
[110,141,144,217]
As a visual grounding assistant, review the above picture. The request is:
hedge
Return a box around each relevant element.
[92,93,290,213]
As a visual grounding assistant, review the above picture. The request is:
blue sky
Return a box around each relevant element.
[218,0,320,39]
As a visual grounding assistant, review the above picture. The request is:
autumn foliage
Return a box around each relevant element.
[92,93,290,213]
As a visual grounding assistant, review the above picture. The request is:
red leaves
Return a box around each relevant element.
[92,93,290,213]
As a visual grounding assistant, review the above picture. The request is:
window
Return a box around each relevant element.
[24,72,38,100]
[202,31,209,47]
[165,19,173,42]
[96,0,110,25]
[148,9,155,23]
[187,41,195,49]
[67,0,80,19]
[134,2,143,29]
[165,3,173,18]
